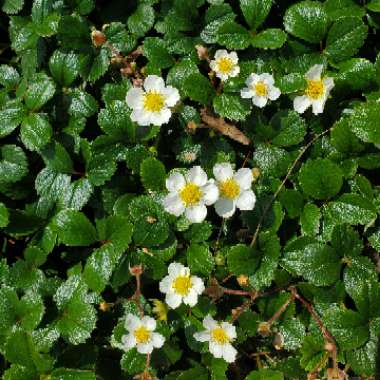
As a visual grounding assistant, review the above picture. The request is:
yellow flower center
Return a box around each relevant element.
[212,327,230,344]
[217,58,234,74]
[180,183,202,206]
[254,81,268,97]
[134,325,151,344]
[305,79,325,100]
[219,179,240,199]
[143,90,165,112]
[172,275,192,296]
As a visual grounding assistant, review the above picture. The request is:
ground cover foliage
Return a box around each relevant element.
[1,0,380,379]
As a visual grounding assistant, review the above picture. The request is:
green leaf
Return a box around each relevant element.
[2,0,24,14]
[213,94,251,121]
[279,318,306,351]
[331,224,362,258]
[60,178,93,211]
[337,58,376,90]
[58,15,91,50]
[143,37,174,69]
[227,244,259,276]
[140,157,166,192]
[0,202,9,227]
[183,73,215,105]
[41,141,74,174]
[210,358,228,380]
[20,113,52,151]
[120,348,146,375]
[216,21,251,50]
[49,50,80,87]
[51,368,96,380]
[325,17,368,63]
[300,334,326,372]
[54,275,97,345]
[251,28,287,49]
[240,0,272,30]
[331,117,364,154]
[272,110,306,147]
[282,239,340,286]
[298,158,343,200]
[68,89,98,118]
[324,0,365,20]
[166,59,200,97]
[24,73,55,110]
[84,48,110,83]
[284,1,328,43]
[323,306,369,350]
[0,99,25,137]
[0,145,28,184]
[0,64,20,89]
[127,3,155,37]
[300,203,320,236]
[53,210,97,247]
[98,100,135,141]
[325,193,377,226]
[367,0,380,11]
[128,196,169,247]
[246,369,284,380]
[349,102,380,144]
[187,243,214,276]
[276,73,306,94]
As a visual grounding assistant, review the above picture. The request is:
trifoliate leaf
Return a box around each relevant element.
[127,3,155,37]
[187,243,214,276]
[49,50,80,87]
[24,73,55,110]
[279,318,306,351]
[68,89,98,118]
[20,113,52,151]
[284,1,328,43]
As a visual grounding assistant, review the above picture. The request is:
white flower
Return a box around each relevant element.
[210,50,240,81]
[126,75,180,126]
[159,262,205,309]
[293,64,334,115]
[121,314,165,354]
[194,315,237,363]
[240,73,281,108]
[212,162,256,218]
[163,166,219,223]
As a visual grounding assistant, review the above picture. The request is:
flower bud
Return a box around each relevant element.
[257,321,271,337]
[91,30,107,47]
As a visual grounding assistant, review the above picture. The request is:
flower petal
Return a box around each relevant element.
[144,75,165,91]
[268,86,281,101]
[305,64,323,80]
[311,98,326,115]
[186,166,208,186]
[213,162,234,182]
[151,108,172,126]
[121,333,136,350]
[229,51,239,64]
[201,180,219,206]
[236,190,256,211]
[166,292,182,309]
[183,289,198,307]
[260,73,275,85]
[214,198,236,218]
[191,276,205,294]
[234,168,253,190]
[252,95,268,108]
[142,316,156,331]
[126,87,144,109]
[294,95,311,114]
[125,314,140,331]
[240,88,253,99]
[151,332,165,348]
[137,342,154,354]
[230,66,240,77]
[163,86,180,107]
[130,109,151,126]
[159,275,172,294]
[214,49,228,59]
[166,172,186,192]
[209,342,223,358]
[222,343,237,363]
[194,330,210,342]
[323,76,334,92]
[168,262,185,276]
[163,193,185,217]
[221,322,237,340]
[185,204,207,223]
[203,315,218,330]
[245,73,260,86]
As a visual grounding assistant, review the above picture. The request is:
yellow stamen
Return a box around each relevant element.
[305,79,325,100]
[219,179,240,199]
[134,325,151,344]
[212,327,230,344]
[143,90,165,112]
[172,275,192,296]
[180,183,202,206]
[254,81,268,97]
[217,58,234,74]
